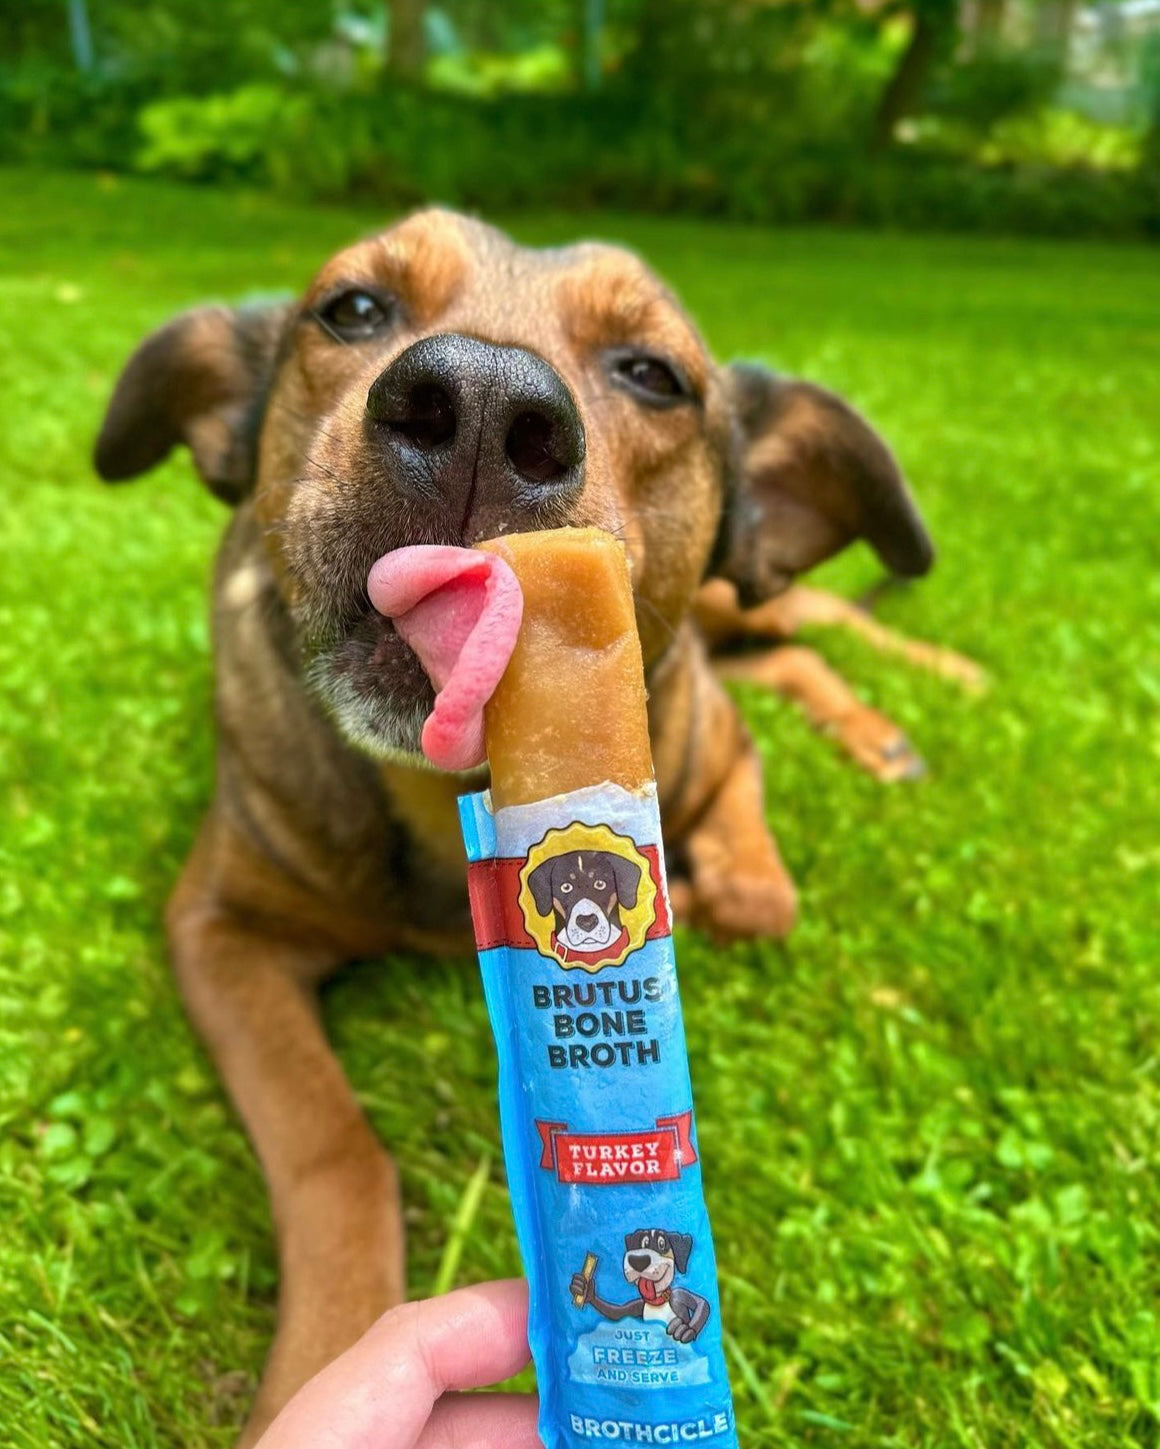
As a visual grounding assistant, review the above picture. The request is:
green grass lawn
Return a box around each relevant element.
[2,168,1158,1448]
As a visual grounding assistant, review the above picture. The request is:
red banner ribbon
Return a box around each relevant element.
[466,846,670,955]
[535,1111,697,1185]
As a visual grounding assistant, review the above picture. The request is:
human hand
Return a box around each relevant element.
[256,1278,540,1449]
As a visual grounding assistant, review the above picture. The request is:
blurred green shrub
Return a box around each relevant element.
[0,61,148,169]
[111,79,1159,238]
[426,44,572,97]
[981,109,1141,172]
[2,0,1157,243]
[137,85,315,184]
[932,50,1059,133]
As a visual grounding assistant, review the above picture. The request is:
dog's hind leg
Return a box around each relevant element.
[717,644,926,783]
[697,580,986,691]
[780,585,986,690]
[167,816,405,1448]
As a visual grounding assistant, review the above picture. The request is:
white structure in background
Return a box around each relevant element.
[1071,2,1160,123]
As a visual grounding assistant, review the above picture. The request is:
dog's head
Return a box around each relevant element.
[623,1228,693,1293]
[528,848,640,951]
[95,208,932,765]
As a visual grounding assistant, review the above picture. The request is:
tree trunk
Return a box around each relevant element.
[67,0,94,72]
[1035,0,1077,52]
[583,0,605,92]
[975,0,1005,47]
[870,3,957,153]
[386,0,425,83]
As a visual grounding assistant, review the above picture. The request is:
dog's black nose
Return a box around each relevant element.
[366,334,585,530]
[628,1254,652,1273]
[575,913,599,933]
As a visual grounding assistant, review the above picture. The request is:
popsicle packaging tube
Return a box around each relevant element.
[370,528,739,1449]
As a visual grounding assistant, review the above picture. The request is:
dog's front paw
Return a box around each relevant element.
[689,863,797,942]
[667,1320,696,1343]
[666,876,694,925]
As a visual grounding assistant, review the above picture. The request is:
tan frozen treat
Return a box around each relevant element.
[478,528,653,808]
[460,535,738,1449]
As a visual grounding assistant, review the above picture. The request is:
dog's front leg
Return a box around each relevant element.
[679,714,798,941]
[654,633,797,941]
[168,820,405,1446]
[716,644,927,783]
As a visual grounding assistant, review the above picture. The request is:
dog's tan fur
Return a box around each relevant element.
[96,209,941,1442]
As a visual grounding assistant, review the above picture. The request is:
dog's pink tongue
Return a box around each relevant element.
[367,547,523,772]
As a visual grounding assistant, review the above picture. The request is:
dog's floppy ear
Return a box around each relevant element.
[528,858,558,919]
[669,1232,693,1274]
[94,301,293,504]
[713,362,934,605]
[607,853,642,911]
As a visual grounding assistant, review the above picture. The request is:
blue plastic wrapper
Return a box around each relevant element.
[459,779,738,1449]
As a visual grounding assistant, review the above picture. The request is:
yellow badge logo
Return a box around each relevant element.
[519,822,658,973]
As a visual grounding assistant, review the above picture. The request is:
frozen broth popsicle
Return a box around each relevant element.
[477,528,654,805]
[370,527,739,1449]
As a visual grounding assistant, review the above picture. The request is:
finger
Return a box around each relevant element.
[257,1280,531,1449]
[393,1278,532,1393]
[415,1393,540,1449]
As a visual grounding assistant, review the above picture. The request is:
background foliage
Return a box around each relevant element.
[3,0,1160,235]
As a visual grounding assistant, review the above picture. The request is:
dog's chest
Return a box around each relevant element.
[377,761,478,937]
[379,764,474,867]
[642,1298,677,1325]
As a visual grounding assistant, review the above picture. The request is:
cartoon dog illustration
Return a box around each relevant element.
[570,1229,710,1344]
[528,849,642,956]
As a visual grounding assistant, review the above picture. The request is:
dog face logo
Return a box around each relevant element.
[529,850,640,953]
[622,1228,692,1299]
[519,823,657,972]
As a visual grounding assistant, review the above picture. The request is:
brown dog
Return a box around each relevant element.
[95,209,935,1442]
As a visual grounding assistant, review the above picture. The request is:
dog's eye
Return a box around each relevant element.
[316,288,393,342]
[656,1234,666,1250]
[610,351,688,405]
[594,879,606,891]
[560,882,573,894]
